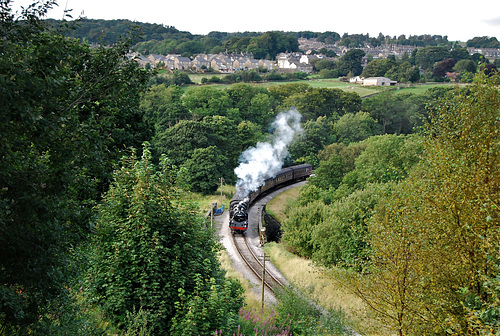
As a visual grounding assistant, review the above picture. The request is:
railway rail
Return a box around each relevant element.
[231,232,284,292]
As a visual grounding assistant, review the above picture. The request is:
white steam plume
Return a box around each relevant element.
[234,108,303,193]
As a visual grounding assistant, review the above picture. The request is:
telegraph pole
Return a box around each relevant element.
[219,177,224,209]
[261,253,268,309]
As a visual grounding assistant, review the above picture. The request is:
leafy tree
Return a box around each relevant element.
[225,83,274,125]
[479,63,498,77]
[337,49,365,76]
[309,152,350,191]
[247,31,299,59]
[280,87,359,122]
[384,61,420,83]
[466,36,500,48]
[333,111,380,144]
[432,57,456,79]
[281,201,332,258]
[362,91,425,134]
[414,46,451,70]
[0,1,152,332]
[311,183,393,269]
[235,120,265,154]
[361,58,396,78]
[345,73,500,334]
[199,115,241,177]
[182,86,231,119]
[316,31,341,44]
[343,183,427,335]
[141,84,188,130]
[88,145,243,333]
[453,59,477,74]
[450,46,471,61]
[289,116,334,166]
[153,120,214,165]
[318,68,339,78]
[341,91,362,114]
[309,142,367,195]
[184,146,228,194]
[342,134,423,190]
[169,277,243,335]
[314,58,336,71]
[268,83,311,106]
[154,116,243,190]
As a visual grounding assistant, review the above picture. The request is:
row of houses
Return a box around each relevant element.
[130,52,279,73]
[299,38,500,61]
[298,38,418,59]
[129,52,323,73]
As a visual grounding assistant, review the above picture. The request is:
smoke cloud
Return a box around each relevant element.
[234,108,303,193]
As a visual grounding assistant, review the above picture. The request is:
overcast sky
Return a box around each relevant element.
[13,0,500,42]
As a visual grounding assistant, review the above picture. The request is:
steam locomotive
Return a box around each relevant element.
[229,164,312,234]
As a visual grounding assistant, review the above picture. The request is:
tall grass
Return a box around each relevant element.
[234,286,352,336]
[265,243,393,335]
[188,184,236,215]
[265,186,303,223]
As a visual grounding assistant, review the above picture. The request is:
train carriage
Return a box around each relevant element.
[260,177,276,194]
[275,167,293,187]
[291,164,313,180]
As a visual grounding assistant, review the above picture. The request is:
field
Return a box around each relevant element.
[184,72,457,98]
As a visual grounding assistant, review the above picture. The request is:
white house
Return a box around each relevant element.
[349,76,364,84]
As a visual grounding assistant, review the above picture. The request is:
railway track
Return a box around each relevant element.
[231,233,284,292]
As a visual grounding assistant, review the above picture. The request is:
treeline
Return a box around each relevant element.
[279,74,500,334]
[51,18,498,59]
[466,36,500,48]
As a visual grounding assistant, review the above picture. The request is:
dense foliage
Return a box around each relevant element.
[0,1,152,332]
[342,73,500,335]
[1,1,246,334]
[88,146,243,334]
[280,72,500,335]
[281,134,423,266]
[145,82,366,193]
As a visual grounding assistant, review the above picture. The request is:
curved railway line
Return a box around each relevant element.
[231,232,284,292]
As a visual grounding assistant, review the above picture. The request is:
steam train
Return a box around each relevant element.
[229,164,312,234]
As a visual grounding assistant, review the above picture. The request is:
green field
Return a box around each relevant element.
[184,73,457,98]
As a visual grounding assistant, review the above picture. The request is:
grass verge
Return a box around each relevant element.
[265,185,303,223]
[264,242,393,336]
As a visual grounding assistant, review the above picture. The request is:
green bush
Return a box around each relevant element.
[87,144,243,333]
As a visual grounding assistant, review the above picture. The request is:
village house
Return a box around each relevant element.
[148,54,168,68]
[276,52,314,73]
[299,54,321,64]
[466,47,500,61]
[167,55,192,70]
[191,55,211,71]
[211,55,234,72]
[258,59,276,71]
[232,57,249,71]
[135,55,152,68]
[244,58,260,70]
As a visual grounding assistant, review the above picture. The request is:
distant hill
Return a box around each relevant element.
[48,19,499,57]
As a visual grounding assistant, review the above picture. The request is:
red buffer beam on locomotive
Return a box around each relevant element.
[229,164,312,234]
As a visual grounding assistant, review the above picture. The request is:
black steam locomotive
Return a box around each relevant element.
[229,164,312,234]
